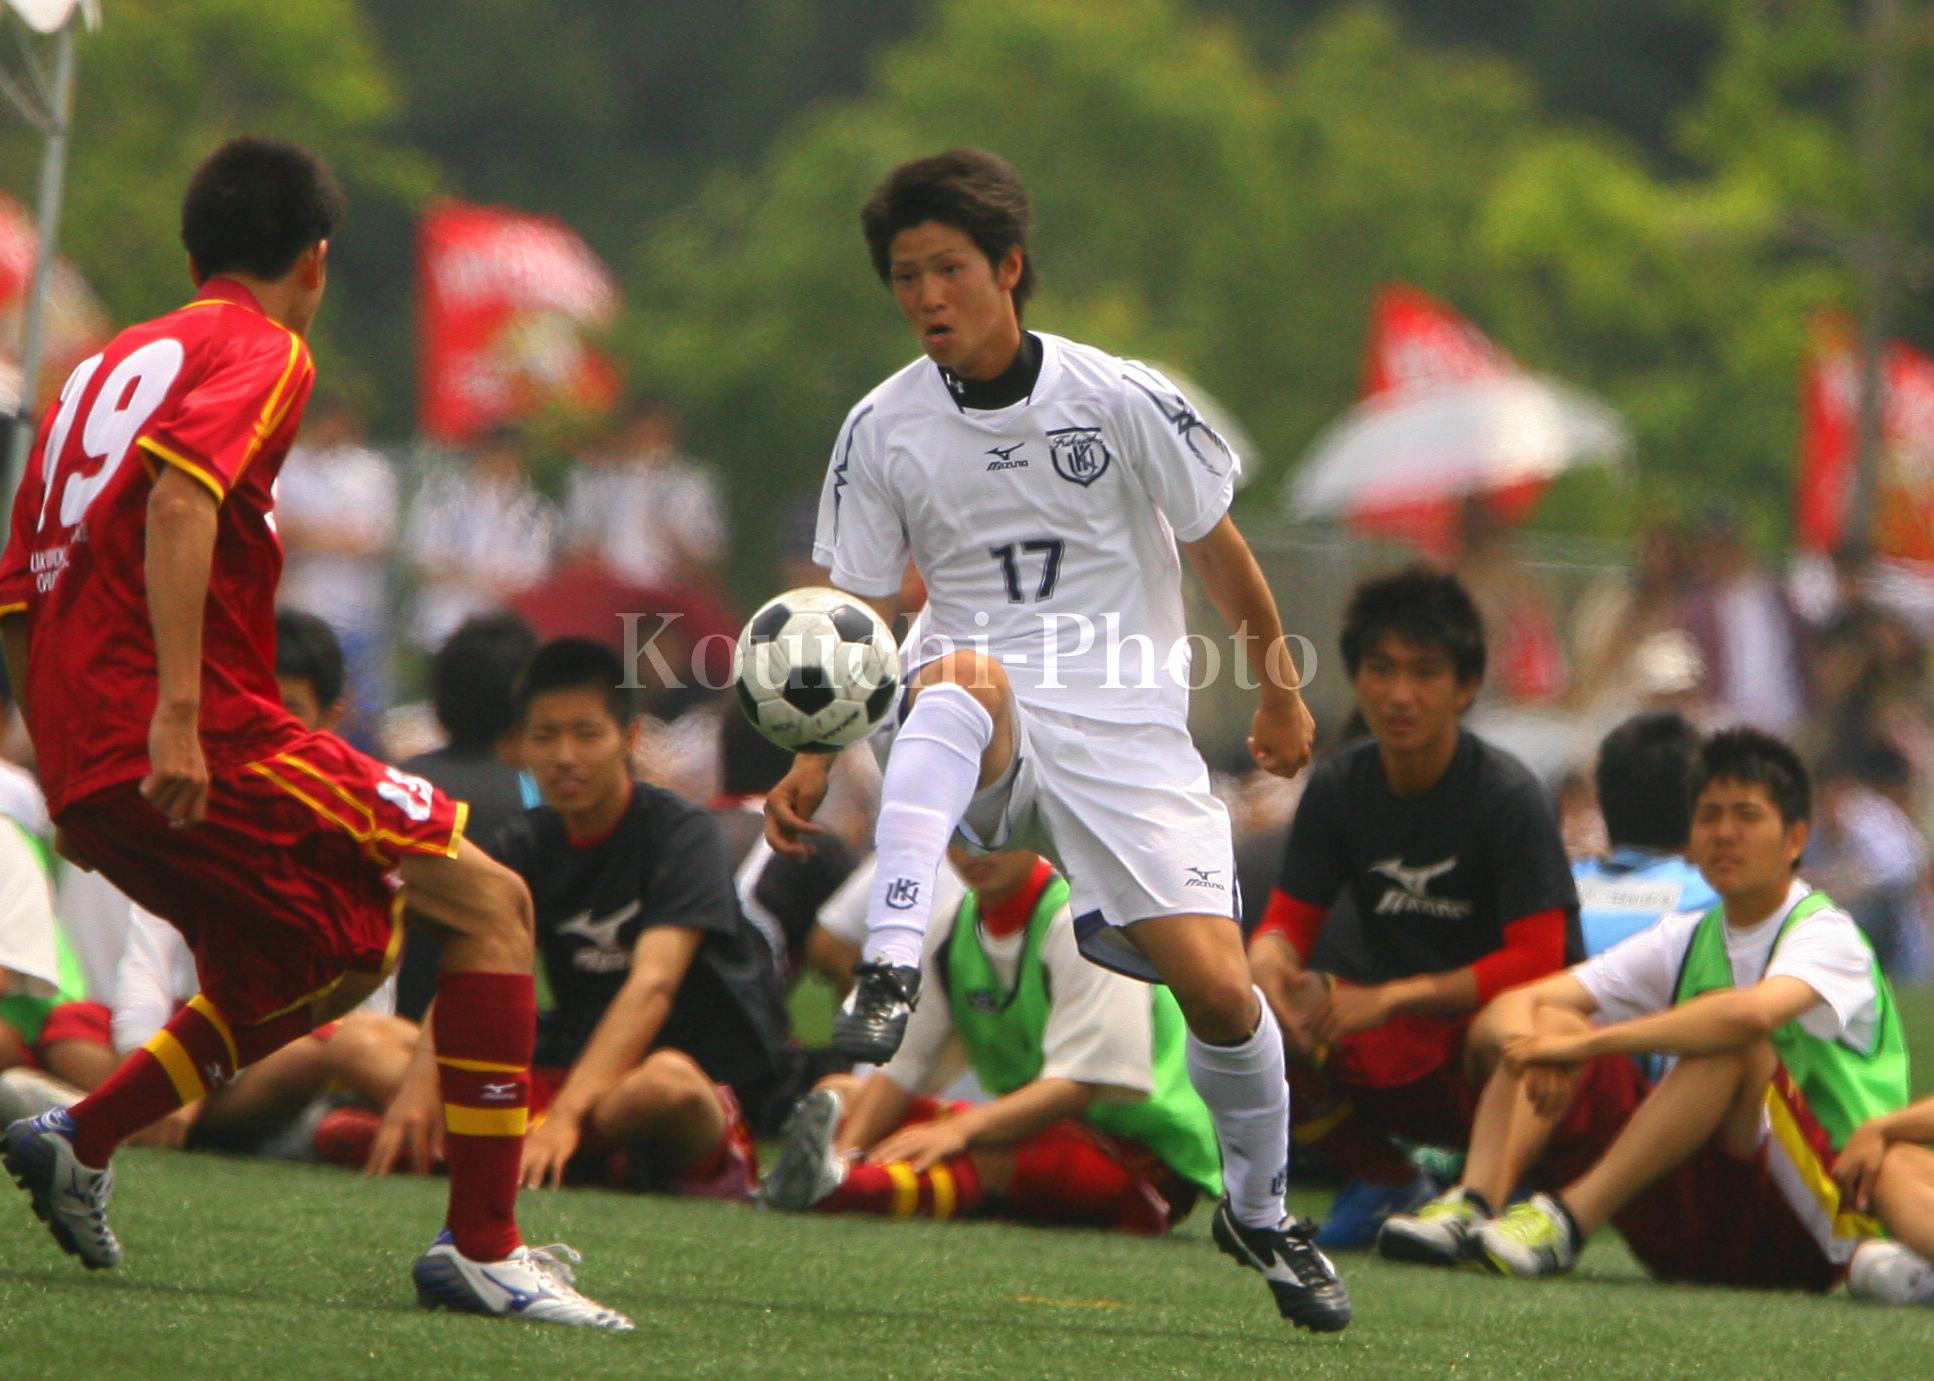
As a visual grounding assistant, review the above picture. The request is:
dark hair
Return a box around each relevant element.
[1596,712,1701,852]
[517,637,637,726]
[862,148,1035,312]
[1339,565,1487,685]
[181,136,346,281]
[433,613,537,751]
[1690,727,1811,827]
[273,608,344,711]
[720,700,794,797]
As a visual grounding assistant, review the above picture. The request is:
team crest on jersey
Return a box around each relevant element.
[1047,427,1112,487]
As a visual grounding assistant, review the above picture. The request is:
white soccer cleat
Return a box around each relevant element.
[412,1231,634,1330]
[1472,1192,1579,1279]
[758,1087,848,1212]
[1848,1240,1934,1306]
[1377,1186,1491,1267]
[2,1108,122,1270]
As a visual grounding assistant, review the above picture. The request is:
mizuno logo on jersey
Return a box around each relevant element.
[1369,856,1472,919]
[558,900,643,972]
[479,1082,521,1102]
[1184,866,1225,890]
[985,443,1029,471]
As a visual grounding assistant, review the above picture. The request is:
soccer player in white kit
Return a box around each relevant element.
[765,148,1350,1331]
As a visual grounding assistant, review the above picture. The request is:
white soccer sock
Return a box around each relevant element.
[1186,992,1291,1230]
[863,683,995,969]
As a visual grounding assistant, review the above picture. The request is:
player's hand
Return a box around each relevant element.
[367,1071,444,1177]
[520,1114,581,1190]
[1249,936,1328,1065]
[1247,695,1315,780]
[1313,980,1392,1046]
[765,755,832,860]
[1834,1121,1891,1213]
[141,701,209,828]
[1523,1061,1583,1120]
[1502,1031,1593,1074]
[867,1118,969,1174]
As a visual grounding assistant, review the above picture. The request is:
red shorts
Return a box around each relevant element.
[56,731,465,1027]
[1308,1020,1650,1192]
[9,1000,113,1070]
[1609,1064,1853,1292]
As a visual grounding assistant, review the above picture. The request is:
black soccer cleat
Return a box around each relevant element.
[831,962,922,1062]
[1212,1198,1352,1333]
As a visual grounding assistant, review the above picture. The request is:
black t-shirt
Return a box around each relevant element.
[710,800,857,983]
[494,783,794,1100]
[1274,731,1581,982]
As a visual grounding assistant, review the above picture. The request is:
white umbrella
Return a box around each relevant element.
[4,1,97,33]
[1290,374,1628,518]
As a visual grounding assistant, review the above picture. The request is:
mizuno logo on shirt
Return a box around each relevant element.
[1369,856,1472,918]
[558,900,642,972]
[985,443,1029,471]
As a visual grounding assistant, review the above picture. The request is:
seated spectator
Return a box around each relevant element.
[1247,568,1615,1249]
[109,611,414,1154]
[760,847,1221,1233]
[394,613,539,1020]
[1383,730,1906,1293]
[275,396,397,748]
[0,817,111,1121]
[377,639,796,1196]
[402,424,559,653]
[1574,712,1718,956]
[711,707,858,990]
[1807,742,1930,980]
[0,657,48,835]
[1837,1093,1934,1306]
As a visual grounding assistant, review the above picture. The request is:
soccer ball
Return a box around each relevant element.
[732,587,902,751]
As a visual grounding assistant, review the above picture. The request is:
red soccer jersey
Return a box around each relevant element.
[0,278,316,815]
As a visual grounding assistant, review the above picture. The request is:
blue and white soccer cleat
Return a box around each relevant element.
[2,1108,122,1270]
[758,1087,848,1212]
[1315,1170,1438,1249]
[412,1230,634,1330]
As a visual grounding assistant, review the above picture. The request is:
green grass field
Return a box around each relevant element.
[6,987,1934,1378]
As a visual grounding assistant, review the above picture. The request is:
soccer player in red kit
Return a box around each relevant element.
[0,138,628,1330]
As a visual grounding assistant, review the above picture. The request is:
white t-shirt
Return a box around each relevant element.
[0,759,50,836]
[0,820,59,995]
[565,451,725,588]
[402,466,559,651]
[112,906,399,1056]
[882,887,1156,1101]
[814,335,1239,726]
[1575,878,1881,1052]
[274,442,398,636]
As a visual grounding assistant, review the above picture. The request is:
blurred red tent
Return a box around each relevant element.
[1291,284,1626,556]
[418,200,621,444]
[0,189,108,409]
[1796,312,1934,562]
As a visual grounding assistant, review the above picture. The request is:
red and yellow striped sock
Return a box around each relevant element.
[822,1155,983,1221]
[68,995,241,1168]
[433,970,534,1263]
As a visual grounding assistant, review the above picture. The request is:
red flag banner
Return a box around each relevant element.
[418,200,621,444]
[1352,284,1540,554]
[1797,312,1934,561]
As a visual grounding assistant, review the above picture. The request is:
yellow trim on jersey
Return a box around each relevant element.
[886,1161,920,1217]
[253,971,346,1026]
[143,1028,207,1105]
[0,601,27,617]
[1764,1081,1883,1240]
[244,750,459,868]
[187,994,240,1071]
[928,1162,957,1221]
[136,435,226,502]
[438,1055,526,1075]
[444,1104,529,1138]
[380,892,408,979]
[233,331,307,483]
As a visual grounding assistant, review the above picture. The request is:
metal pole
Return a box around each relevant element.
[1844,0,1902,552]
[3,14,77,506]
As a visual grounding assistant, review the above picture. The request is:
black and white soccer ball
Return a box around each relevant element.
[732,587,901,751]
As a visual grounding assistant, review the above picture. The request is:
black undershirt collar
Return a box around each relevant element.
[939,331,1042,411]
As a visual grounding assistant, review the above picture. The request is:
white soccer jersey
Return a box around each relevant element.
[813,333,1238,726]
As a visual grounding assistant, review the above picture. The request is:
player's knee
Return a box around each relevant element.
[1174,973,1261,1045]
[915,650,1009,717]
[637,1050,715,1121]
[473,866,536,969]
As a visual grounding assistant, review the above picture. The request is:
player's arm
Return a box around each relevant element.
[0,616,26,721]
[142,465,220,827]
[867,1076,1094,1173]
[1322,905,1571,1040]
[521,923,702,1188]
[1836,1093,1934,1211]
[1507,974,1821,1067]
[1181,515,1313,779]
[836,1071,921,1157]
[764,587,903,860]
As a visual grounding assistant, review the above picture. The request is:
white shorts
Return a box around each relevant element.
[875,692,1236,981]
